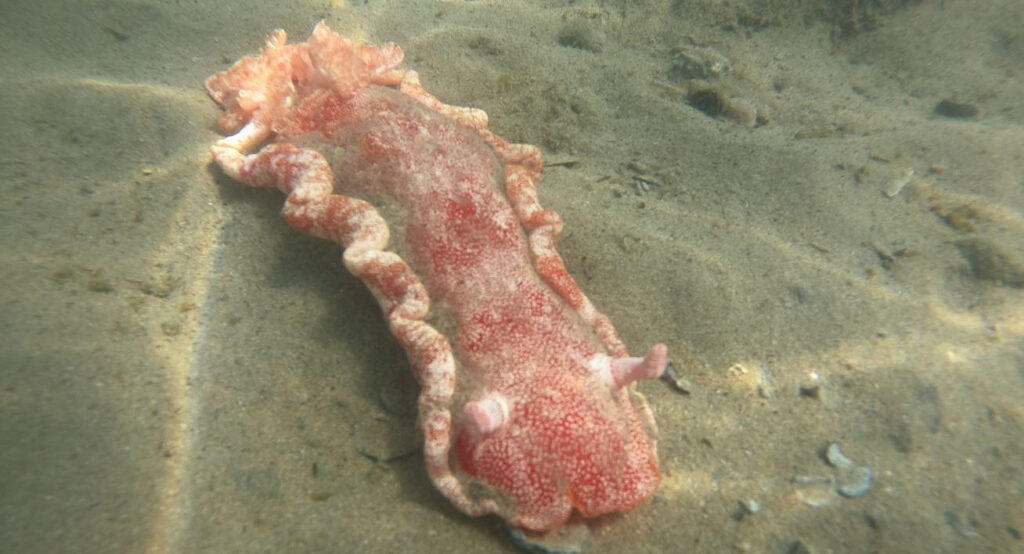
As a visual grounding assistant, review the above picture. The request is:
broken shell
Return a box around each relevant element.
[826,442,854,469]
[660,359,692,394]
[826,442,873,498]
[739,498,762,515]
[884,167,914,198]
[792,475,834,508]
[836,465,873,498]
[509,521,589,554]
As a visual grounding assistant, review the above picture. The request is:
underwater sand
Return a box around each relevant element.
[2,1,1022,552]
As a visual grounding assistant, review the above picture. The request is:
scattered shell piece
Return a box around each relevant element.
[826,442,873,498]
[836,466,874,498]
[509,521,589,554]
[739,498,762,515]
[733,497,763,521]
[660,359,692,395]
[792,475,834,507]
[795,443,874,505]
[883,167,914,198]
[825,442,854,469]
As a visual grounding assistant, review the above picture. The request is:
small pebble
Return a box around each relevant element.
[798,384,821,399]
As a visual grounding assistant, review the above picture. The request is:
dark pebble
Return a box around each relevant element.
[799,384,821,399]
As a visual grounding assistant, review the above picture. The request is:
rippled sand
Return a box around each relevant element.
[2,1,1022,552]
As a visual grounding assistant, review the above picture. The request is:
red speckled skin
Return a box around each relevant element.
[205,23,663,536]
[322,86,661,530]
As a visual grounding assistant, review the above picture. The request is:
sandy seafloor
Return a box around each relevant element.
[2,0,1023,552]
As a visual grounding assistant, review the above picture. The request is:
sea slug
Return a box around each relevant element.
[205,21,668,546]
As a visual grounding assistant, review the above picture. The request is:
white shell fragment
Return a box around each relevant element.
[837,466,874,498]
[509,520,589,554]
[794,443,874,505]
[826,442,873,498]
[792,475,834,508]
[739,498,762,515]
[884,167,914,198]
[825,442,854,469]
